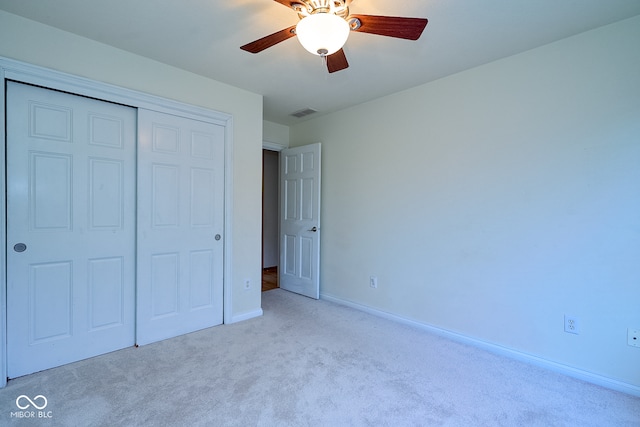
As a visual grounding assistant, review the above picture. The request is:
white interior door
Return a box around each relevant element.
[279,143,321,299]
[6,82,136,378]
[136,109,225,345]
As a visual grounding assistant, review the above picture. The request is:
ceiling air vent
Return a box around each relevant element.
[290,108,317,118]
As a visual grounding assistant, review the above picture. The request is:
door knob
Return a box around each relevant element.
[14,243,27,252]
[308,227,318,232]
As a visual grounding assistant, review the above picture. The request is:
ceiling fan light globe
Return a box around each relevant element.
[296,13,349,56]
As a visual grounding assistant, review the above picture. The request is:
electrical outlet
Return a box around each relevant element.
[244,279,251,291]
[369,276,378,289]
[564,315,579,334]
[628,329,640,348]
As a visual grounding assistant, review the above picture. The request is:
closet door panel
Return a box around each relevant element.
[6,82,136,378]
[136,109,224,345]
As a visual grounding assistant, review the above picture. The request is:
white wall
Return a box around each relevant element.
[0,10,264,320]
[263,120,290,147]
[290,16,640,390]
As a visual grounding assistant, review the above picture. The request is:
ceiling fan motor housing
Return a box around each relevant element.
[292,0,350,20]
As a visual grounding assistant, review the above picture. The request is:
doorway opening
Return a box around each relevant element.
[262,149,279,292]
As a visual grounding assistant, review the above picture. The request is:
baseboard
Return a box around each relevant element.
[228,308,263,324]
[320,292,640,398]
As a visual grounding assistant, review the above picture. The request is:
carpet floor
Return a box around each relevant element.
[1,289,638,426]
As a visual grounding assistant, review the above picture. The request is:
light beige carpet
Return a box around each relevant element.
[1,289,638,426]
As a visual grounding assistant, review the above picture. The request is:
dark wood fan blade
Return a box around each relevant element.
[349,15,428,40]
[326,49,349,73]
[240,25,297,53]
[273,0,295,8]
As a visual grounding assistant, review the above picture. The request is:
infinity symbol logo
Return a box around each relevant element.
[16,395,48,410]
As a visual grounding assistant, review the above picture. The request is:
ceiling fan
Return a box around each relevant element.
[240,0,428,73]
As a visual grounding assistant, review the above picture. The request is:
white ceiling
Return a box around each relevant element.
[1,0,639,126]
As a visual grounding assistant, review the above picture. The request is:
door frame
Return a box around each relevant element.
[262,141,286,291]
[0,57,235,388]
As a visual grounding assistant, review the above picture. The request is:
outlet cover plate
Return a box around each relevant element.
[628,329,640,348]
[564,315,579,334]
[369,276,378,289]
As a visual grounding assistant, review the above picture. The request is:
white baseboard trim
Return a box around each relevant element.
[320,292,640,398]
[229,308,263,324]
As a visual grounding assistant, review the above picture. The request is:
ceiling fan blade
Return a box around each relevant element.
[326,49,349,73]
[349,15,428,40]
[240,25,297,54]
[272,0,295,8]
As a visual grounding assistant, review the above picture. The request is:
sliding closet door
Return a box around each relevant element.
[136,109,225,345]
[6,82,136,378]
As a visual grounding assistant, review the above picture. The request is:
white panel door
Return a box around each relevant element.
[279,143,321,299]
[136,109,224,345]
[6,82,136,378]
